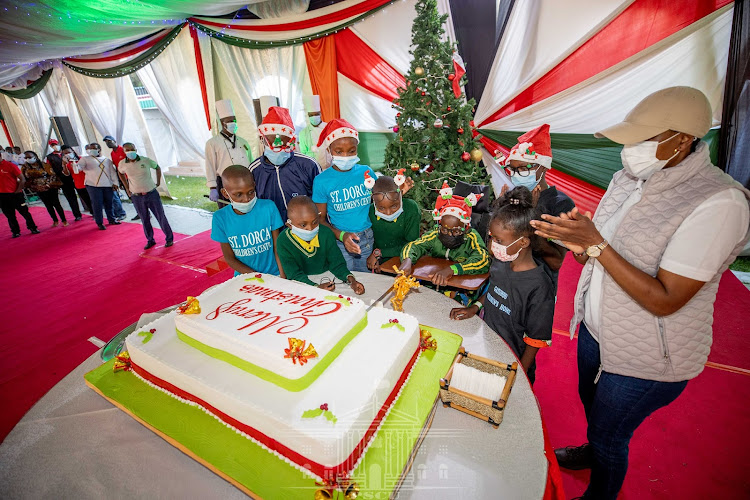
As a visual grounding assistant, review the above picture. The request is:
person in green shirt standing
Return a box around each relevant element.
[297,95,327,167]
[366,175,421,273]
[277,195,365,295]
[399,186,490,287]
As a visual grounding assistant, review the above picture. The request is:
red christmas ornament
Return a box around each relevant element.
[396,112,401,117]
[457,127,464,134]
[393,125,399,133]
[421,91,426,96]
[415,87,420,93]
[447,106,451,112]
[470,120,475,127]
[448,73,455,81]
[458,140,464,147]
[461,152,470,162]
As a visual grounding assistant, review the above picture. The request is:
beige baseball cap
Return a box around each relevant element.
[595,86,712,145]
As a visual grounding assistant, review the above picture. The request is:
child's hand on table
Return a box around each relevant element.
[449,304,479,320]
[348,276,365,295]
[398,258,413,276]
[429,266,454,287]
[366,249,381,273]
[318,282,336,291]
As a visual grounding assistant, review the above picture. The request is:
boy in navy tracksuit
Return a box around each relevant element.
[249,106,320,221]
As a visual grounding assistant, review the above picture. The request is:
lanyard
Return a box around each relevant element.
[93,157,114,186]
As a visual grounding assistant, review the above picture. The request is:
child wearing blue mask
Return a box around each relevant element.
[211,165,285,277]
[366,174,421,273]
[312,119,376,272]
[277,196,365,294]
[250,106,320,221]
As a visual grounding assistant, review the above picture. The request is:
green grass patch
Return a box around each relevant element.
[729,256,750,273]
[161,175,217,212]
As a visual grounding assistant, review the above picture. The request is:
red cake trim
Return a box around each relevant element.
[130,346,420,480]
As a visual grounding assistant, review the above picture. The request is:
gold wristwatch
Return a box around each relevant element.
[585,240,609,258]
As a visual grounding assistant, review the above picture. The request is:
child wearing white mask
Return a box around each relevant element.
[450,186,555,385]
[312,118,376,273]
[276,195,364,295]
[211,165,285,277]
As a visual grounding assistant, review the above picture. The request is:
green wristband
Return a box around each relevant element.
[339,231,347,242]
[450,264,460,275]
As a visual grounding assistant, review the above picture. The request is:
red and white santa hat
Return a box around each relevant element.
[317,118,359,150]
[258,106,296,150]
[432,189,482,224]
[504,124,553,169]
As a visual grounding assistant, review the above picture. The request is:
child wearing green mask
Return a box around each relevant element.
[277,195,364,294]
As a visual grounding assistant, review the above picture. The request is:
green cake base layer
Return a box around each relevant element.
[176,314,369,392]
[85,325,462,498]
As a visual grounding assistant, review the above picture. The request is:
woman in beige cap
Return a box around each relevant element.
[531,86,750,500]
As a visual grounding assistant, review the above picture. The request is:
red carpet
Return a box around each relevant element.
[535,255,750,499]
[0,208,232,443]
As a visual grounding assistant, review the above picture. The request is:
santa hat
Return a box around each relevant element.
[305,95,321,113]
[317,118,359,150]
[432,189,482,224]
[48,139,59,146]
[215,99,235,120]
[505,124,553,169]
[259,106,295,138]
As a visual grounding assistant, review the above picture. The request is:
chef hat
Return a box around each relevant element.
[317,118,359,149]
[215,99,235,120]
[305,95,321,113]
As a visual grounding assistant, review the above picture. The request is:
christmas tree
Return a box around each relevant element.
[383,0,484,223]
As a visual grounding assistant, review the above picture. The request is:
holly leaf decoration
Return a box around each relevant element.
[137,331,153,344]
[301,408,337,425]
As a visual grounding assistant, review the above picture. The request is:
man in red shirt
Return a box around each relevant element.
[103,135,129,220]
[0,158,39,237]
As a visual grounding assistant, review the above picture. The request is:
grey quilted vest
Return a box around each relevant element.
[571,142,750,382]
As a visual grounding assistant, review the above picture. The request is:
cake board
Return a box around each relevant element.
[85,326,462,499]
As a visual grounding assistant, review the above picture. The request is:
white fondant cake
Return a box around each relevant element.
[125,275,421,479]
[173,275,367,390]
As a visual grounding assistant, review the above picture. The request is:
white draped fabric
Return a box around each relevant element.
[474,0,633,126]
[212,40,307,135]
[485,6,733,133]
[15,95,49,152]
[0,95,36,151]
[338,75,396,132]
[351,0,418,74]
[63,67,127,143]
[248,0,311,18]
[137,28,211,159]
[37,65,90,151]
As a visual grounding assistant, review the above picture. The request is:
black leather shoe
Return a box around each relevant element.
[75,216,82,221]
[164,240,174,247]
[98,224,106,230]
[555,444,593,470]
[144,241,156,250]
[131,214,141,221]
[12,233,20,238]
[30,228,40,234]
[109,220,121,226]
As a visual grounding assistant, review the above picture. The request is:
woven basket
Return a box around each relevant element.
[439,347,518,428]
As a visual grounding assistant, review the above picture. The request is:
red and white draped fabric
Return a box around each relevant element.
[63,29,177,72]
[475,0,734,208]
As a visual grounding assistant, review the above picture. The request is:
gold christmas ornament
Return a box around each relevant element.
[414,67,424,76]
[344,482,360,499]
[470,148,483,162]
[314,489,332,500]
[410,162,420,171]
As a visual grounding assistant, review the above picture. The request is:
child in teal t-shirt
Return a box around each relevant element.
[211,165,284,277]
[312,119,375,273]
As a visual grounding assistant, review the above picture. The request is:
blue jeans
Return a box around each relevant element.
[131,189,173,243]
[335,227,374,273]
[112,190,127,218]
[578,323,688,500]
[86,186,116,225]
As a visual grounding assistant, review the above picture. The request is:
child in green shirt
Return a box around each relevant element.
[366,175,421,273]
[277,195,365,294]
[399,185,490,287]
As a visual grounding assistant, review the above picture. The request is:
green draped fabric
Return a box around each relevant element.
[479,129,721,190]
[0,69,53,99]
[358,132,395,171]
[62,24,184,78]
[189,1,396,49]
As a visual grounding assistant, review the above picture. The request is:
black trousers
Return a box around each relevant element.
[0,192,37,234]
[60,180,82,218]
[37,189,67,223]
[76,186,92,212]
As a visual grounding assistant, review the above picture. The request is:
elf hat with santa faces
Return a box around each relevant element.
[317,118,359,150]
[258,106,297,152]
[504,124,553,169]
[432,186,482,224]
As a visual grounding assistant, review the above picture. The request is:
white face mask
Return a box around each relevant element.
[25,157,36,164]
[620,132,680,180]
[225,122,238,134]
[491,236,523,262]
[52,145,61,152]
[225,191,256,214]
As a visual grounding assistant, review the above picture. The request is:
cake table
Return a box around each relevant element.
[0,272,548,499]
